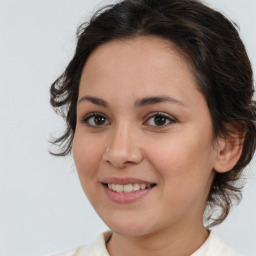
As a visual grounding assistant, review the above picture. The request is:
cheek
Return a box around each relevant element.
[148,131,215,193]
[73,131,102,182]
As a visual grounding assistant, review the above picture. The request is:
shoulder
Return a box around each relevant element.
[52,245,88,256]
[192,231,240,256]
[52,246,84,256]
[52,231,112,256]
[210,232,240,256]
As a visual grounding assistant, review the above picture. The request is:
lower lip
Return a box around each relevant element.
[103,185,155,203]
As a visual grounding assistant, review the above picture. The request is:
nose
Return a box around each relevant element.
[102,124,143,168]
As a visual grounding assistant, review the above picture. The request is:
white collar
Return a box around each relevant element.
[54,230,239,256]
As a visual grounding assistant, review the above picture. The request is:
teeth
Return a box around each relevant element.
[133,184,141,191]
[124,184,133,193]
[107,183,153,193]
[116,184,124,193]
[140,184,146,189]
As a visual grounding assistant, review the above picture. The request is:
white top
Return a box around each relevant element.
[53,231,240,256]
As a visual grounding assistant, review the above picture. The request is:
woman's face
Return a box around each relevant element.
[73,36,219,236]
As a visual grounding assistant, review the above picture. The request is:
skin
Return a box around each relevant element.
[73,36,238,256]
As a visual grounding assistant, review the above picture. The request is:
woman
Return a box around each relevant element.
[50,0,256,255]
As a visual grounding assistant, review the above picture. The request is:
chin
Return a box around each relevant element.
[110,225,151,237]
[102,215,162,237]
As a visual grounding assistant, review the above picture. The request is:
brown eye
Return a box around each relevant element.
[82,113,110,127]
[145,112,176,127]
[154,115,168,126]
[94,116,106,125]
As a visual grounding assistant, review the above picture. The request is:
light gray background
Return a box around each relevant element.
[0,0,255,255]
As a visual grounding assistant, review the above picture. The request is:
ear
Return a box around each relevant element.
[213,124,246,173]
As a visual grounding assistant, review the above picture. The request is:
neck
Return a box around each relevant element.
[107,219,209,256]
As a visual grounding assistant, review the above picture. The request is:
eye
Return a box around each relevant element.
[81,112,110,127]
[145,112,176,127]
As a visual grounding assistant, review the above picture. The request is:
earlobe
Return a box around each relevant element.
[213,128,246,173]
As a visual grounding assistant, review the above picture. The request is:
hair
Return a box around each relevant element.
[50,0,256,227]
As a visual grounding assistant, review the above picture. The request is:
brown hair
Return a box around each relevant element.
[50,0,256,227]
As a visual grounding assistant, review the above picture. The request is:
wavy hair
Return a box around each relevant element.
[50,0,256,227]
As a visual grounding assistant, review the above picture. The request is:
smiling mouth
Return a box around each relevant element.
[104,183,156,193]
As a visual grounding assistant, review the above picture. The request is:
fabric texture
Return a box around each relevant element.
[53,230,240,256]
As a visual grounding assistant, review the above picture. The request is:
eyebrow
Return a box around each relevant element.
[78,96,109,107]
[78,95,186,108]
[134,96,187,108]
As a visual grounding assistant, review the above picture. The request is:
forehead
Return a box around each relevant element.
[78,36,202,107]
[82,35,192,77]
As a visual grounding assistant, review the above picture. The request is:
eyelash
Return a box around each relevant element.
[144,112,176,127]
[80,112,176,128]
[81,112,110,127]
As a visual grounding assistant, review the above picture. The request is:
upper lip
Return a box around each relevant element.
[102,177,155,185]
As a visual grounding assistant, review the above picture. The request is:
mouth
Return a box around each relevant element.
[101,177,156,203]
[103,183,156,193]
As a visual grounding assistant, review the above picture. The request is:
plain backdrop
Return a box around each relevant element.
[0,0,255,255]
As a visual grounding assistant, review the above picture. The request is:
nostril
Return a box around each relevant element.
[102,142,143,168]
